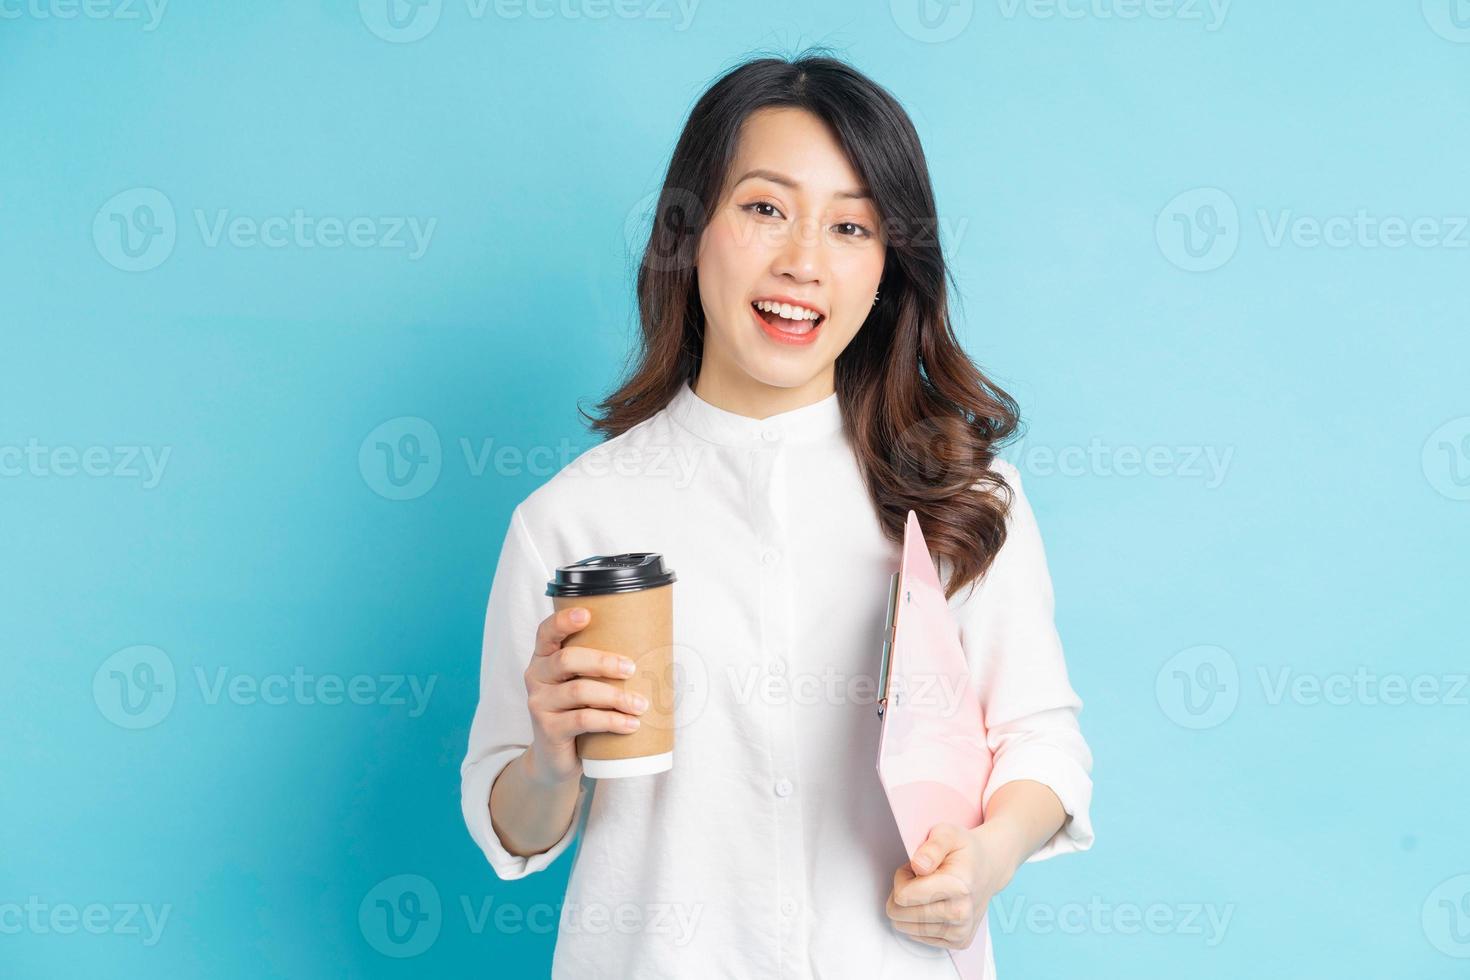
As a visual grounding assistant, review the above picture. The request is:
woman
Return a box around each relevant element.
[461,51,1094,979]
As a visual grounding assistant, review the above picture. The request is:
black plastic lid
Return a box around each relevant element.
[545,553,677,597]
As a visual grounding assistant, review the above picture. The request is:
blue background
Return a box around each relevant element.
[3,1,1469,976]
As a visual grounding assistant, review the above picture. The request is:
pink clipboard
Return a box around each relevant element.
[876,511,991,979]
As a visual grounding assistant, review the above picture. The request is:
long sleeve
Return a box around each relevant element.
[460,503,589,880]
[963,460,1095,863]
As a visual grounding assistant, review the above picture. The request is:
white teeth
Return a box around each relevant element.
[753,300,821,321]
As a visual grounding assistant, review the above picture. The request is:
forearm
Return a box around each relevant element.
[488,748,582,858]
[974,778,1067,878]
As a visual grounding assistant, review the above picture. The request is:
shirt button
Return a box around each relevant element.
[780,899,797,917]
[774,778,793,798]
[762,427,780,442]
[761,549,780,566]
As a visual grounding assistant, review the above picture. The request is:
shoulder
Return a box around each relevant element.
[513,406,676,532]
[974,456,1031,518]
[987,455,1022,488]
[972,455,1047,563]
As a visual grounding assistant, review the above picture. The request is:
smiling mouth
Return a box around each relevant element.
[751,302,825,335]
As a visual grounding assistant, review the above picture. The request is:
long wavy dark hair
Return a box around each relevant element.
[582,49,1022,602]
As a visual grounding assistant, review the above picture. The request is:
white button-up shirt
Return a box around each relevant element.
[461,380,1095,979]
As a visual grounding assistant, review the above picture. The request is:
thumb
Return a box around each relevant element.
[911,823,963,875]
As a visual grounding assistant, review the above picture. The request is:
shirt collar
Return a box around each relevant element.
[666,380,845,448]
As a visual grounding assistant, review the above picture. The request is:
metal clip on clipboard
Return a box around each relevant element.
[877,571,901,717]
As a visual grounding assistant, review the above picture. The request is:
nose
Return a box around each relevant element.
[770,215,825,284]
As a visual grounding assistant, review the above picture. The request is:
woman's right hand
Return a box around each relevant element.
[522,606,649,786]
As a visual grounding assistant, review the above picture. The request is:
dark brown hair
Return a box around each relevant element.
[582,49,1022,602]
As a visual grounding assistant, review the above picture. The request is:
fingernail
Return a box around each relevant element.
[571,609,589,624]
[631,694,649,711]
[619,658,636,676]
[620,716,640,731]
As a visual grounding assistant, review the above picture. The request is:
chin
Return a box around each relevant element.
[741,361,830,391]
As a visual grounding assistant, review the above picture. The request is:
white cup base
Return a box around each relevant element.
[581,751,674,779]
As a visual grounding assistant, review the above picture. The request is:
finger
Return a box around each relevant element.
[894,870,969,909]
[530,644,637,685]
[534,607,594,658]
[886,893,965,924]
[891,918,958,943]
[542,676,648,716]
[546,706,641,739]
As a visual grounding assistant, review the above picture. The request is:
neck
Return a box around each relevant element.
[692,368,836,421]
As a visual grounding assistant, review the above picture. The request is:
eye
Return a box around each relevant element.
[740,201,785,220]
[834,221,874,239]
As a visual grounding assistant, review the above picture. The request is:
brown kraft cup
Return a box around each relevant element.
[546,553,676,779]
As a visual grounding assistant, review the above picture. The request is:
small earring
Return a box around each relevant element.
[872,289,881,306]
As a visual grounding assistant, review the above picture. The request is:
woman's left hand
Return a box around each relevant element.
[884,822,1019,950]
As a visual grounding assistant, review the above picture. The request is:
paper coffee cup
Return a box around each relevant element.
[546,553,676,779]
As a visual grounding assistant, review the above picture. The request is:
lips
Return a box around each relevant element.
[751,302,824,330]
[750,302,823,346]
[750,296,826,323]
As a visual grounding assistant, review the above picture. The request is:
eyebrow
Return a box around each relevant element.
[732,168,871,201]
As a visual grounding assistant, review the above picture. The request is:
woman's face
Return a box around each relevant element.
[693,107,886,400]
